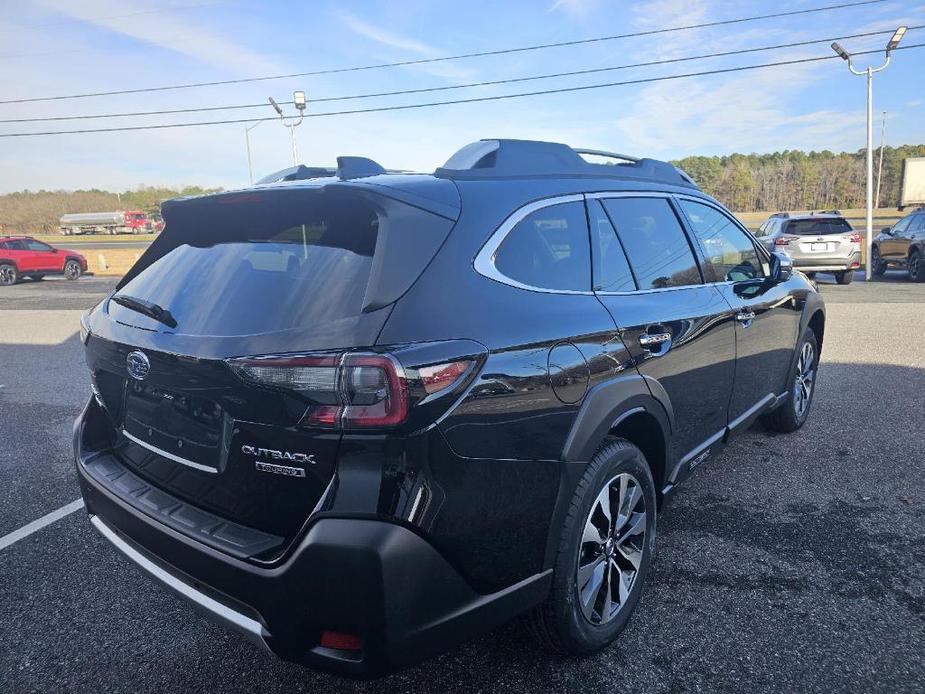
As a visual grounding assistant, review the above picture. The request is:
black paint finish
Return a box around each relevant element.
[74,143,826,677]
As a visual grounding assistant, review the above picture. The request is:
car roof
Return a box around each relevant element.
[162,139,701,222]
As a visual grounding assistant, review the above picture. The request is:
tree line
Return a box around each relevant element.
[0,185,221,234]
[2,145,924,234]
[671,144,925,212]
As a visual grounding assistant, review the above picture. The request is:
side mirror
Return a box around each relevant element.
[769,251,792,283]
[881,226,892,235]
[52,248,59,253]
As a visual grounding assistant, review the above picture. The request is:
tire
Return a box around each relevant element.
[871,246,887,276]
[63,259,82,280]
[529,439,656,655]
[0,263,18,286]
[28,274,45,281]
[909,250,925,283]
[764,328,819,433]
[835,270,854,285]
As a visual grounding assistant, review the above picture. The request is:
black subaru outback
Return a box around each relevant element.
[74,139,824,678]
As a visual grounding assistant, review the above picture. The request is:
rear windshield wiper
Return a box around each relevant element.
[110,294,178,329]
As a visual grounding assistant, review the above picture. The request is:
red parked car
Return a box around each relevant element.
[0,235,88,285]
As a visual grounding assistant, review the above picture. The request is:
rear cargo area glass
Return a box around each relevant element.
[110,190,379,336]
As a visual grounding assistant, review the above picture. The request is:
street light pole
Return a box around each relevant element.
[875,111,887,207]
[831,26,905,281]
[269,91,307,167]
[244,120,263,184]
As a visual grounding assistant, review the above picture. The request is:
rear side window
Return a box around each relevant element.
[601,197,701,290]
[494,200,591,291]
[785,218,853,235]
[679,200,764,282]
[588,199,635,292]
[111,188,453,336]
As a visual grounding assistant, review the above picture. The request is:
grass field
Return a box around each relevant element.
[31,233,159,244]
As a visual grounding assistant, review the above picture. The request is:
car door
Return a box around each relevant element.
[881,215,912,261]
[23,239,60,271]
[589,194,736,487]
[4,239,35,272]
[676,197,802,430]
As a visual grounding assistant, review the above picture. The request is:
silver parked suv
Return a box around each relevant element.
[755,212,861,284]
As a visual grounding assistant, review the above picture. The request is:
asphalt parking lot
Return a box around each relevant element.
[1,271,923,693]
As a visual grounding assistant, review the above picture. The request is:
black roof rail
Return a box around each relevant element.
[434,139,698,188]
[770,212,790,218]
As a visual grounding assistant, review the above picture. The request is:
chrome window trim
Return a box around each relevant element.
[474,190,766,297]
[473,193,592,295]
[89,514,270,650]
[122,429,219,474]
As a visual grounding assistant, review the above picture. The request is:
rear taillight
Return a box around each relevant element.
[846,233,862,243]
[775,234,798,246]
[227,352,470,429]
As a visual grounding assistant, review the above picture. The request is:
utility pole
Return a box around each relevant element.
[831,27,905,281]
[269,91,307,166]
[875,111,886,208]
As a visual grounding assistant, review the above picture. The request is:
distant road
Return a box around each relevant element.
[57,241,151,250]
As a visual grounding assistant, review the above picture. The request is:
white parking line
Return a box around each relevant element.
[0,499,84,552]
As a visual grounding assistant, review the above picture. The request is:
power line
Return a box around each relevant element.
[0,0,889,105]
[1,44,920,138]
[1,26,916,124]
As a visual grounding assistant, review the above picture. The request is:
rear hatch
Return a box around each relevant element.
[82,182,458,557]
[783,217,859,259]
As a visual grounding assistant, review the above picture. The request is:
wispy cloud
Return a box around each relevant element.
[338,12,476,82]
[34,0,283,75]
[547,0,602,18]
[339,13,435,55]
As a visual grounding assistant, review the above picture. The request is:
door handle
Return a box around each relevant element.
[639,332,671,346]
[638,331,672,358]
[735,311,756,327]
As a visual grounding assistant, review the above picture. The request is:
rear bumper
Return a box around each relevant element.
[791,251,860,272]
[75,408,550,678]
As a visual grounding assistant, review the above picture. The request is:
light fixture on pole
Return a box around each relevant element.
[268,91,307,166]
[831,26,906,281]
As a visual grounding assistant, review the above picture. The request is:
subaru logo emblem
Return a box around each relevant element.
[126,350,150,381]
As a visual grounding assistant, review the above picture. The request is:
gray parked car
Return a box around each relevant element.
[755,212,861,284]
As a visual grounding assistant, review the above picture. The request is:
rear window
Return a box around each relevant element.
[785,218,853,235]
[110,188,452,336]
[493,201,591,291]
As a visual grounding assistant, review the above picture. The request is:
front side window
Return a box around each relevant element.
[679,200,764,282]
[25,240,52,252]
[494,201,591,291]
[601,197,701,290]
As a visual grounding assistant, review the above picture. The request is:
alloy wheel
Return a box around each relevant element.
[64,261,80,280]
[0,265,15,285]
[793,341,815,419]
[911,254,922,281]
[576,473,647,626]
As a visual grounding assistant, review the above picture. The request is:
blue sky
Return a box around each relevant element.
[0,0,923,192]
